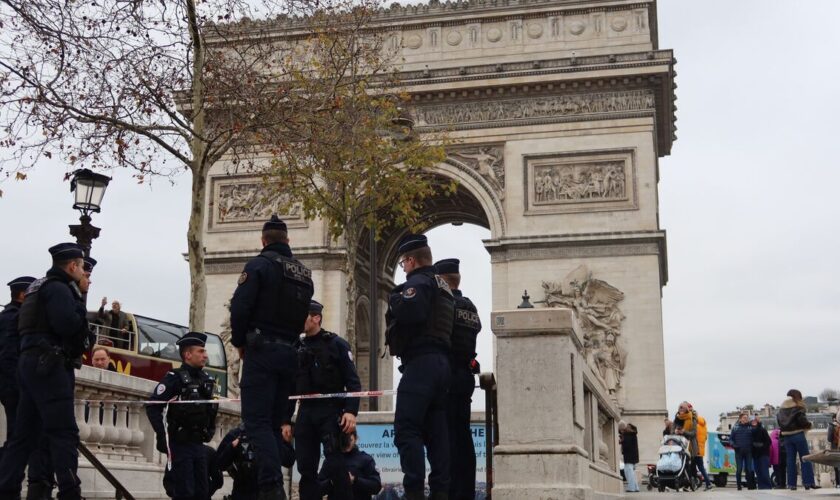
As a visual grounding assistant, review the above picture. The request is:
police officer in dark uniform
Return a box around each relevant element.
[230,215,314,500]
[385,234,454,500]
[0,243,90,500]
[216,423,296,500]
[26,257,96,500]
[317,431,381,500]
[294,300,361,500]
[146,331,218,500]
[434,259,481,500]
[0,276,37,449]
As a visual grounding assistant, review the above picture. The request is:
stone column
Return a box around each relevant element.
[491,308,622,500]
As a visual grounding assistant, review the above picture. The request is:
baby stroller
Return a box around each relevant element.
[653,435,697,492]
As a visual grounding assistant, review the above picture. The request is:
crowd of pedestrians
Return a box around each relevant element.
[621,389,830,493]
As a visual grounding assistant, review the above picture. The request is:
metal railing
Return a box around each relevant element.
[480,372,499,499]
[90,323,136,351]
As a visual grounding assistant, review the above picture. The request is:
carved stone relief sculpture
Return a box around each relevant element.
[542,264,627,399]
[217,182,299,224]
[450,145,505,195]
[534,160,626,204]
[415,90,655,128]
[218,302,241,397]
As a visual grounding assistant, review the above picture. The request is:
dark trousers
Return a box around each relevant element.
[735,449,753,488]
[0,384,55,495]
[295,403,351,500]
[692,456,710,488]
[447,366,475,500]
[165,441,209,500]
[0,354,80,500]
[240,343,296,490]
[394,352,451,496]
[754,455,772,489]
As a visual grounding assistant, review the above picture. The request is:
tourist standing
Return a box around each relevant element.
[619,422,640,493]
[770,427,786,489]
[751,417,772,489]
[777,389,818,490]
[729,413,754,491]
[694,411,713,490]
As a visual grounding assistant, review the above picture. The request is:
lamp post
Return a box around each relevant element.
[367,104,415,410]
[68,168,111,258]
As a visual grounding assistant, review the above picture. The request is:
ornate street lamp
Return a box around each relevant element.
[68,168,111,258]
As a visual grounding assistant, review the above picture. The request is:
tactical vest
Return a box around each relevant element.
[166,368,217,443]
[260,251,314,334]
[451,295,481,363]
[17,277,60,337]
[18,277,89,356]
[296,331,344,395]
[424,274,455,348]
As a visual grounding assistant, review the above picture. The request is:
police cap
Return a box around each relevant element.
[83,256,98,273]
[48,242,84,261]
[397,234,428,255]
[262,215,287,232]
[434,258,460,275]
[7,276,36,293]
[309,300,324,315]
[176,331,207,349]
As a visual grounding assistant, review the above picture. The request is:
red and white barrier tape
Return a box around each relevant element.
[78,389,398,405]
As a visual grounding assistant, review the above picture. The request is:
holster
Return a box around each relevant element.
[245,329,263,349]
[36,346,64,377]
[384,321,407,357]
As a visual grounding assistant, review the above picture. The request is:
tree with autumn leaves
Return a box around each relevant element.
[0,0,451,338]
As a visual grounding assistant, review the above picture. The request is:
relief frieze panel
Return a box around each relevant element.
[209,176,305,232]
[449,144,505,194]
[414,90,655,129]
[525,149,637,215]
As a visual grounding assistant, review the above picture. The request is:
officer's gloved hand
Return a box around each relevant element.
[156,433,168,454]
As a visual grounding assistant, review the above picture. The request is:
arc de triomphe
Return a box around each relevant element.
[201,0,676,491]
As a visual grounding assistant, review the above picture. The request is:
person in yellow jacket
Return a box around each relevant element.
[692,406,713,491]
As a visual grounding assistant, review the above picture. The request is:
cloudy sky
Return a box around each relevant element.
[2,0,840,429]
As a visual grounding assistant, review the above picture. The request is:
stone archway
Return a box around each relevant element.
[202,2,677,488]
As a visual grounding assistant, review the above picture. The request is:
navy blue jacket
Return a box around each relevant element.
[386,265,449,359]
[145,363,216,439]
[297,330,362,415]
[216,425,294,500]
[19,267,88,352]
[0,301,22,385]
[229,242,313,346]
[730,422,754,451]
[318,447,381,499]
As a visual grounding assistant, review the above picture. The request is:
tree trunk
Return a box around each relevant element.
[186,0,207,332]
[344,228,359,356]
[187,163,208,332]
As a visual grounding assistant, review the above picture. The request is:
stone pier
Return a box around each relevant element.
[492,308,623,499]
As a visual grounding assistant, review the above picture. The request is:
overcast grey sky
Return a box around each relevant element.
[2,0,839,428]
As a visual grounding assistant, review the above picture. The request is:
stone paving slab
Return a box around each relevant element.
[632,488,840,499]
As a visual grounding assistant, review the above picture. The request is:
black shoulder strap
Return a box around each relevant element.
[175,367,192,387]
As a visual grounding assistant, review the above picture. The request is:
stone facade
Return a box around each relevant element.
[202,0,676,465]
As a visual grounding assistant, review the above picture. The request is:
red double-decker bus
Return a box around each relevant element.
[84,313,229,397]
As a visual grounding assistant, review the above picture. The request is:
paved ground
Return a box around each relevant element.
[633,487,840,499]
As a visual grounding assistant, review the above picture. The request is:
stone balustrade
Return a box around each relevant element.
[0,366,240,499]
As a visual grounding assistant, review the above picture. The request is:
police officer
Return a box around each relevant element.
[385,234,454,500]
[0,276,37,448]
[230,215,314,500]
[216,423,296,500]
[317,431,381,500]
[26,257,96,500]
[294,300,361,500]
[0,243,90,500]
[146,332,218,500]
[434,259,481,500]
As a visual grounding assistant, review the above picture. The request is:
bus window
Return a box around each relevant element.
[135,316,187,362]
[203,332,226,369]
